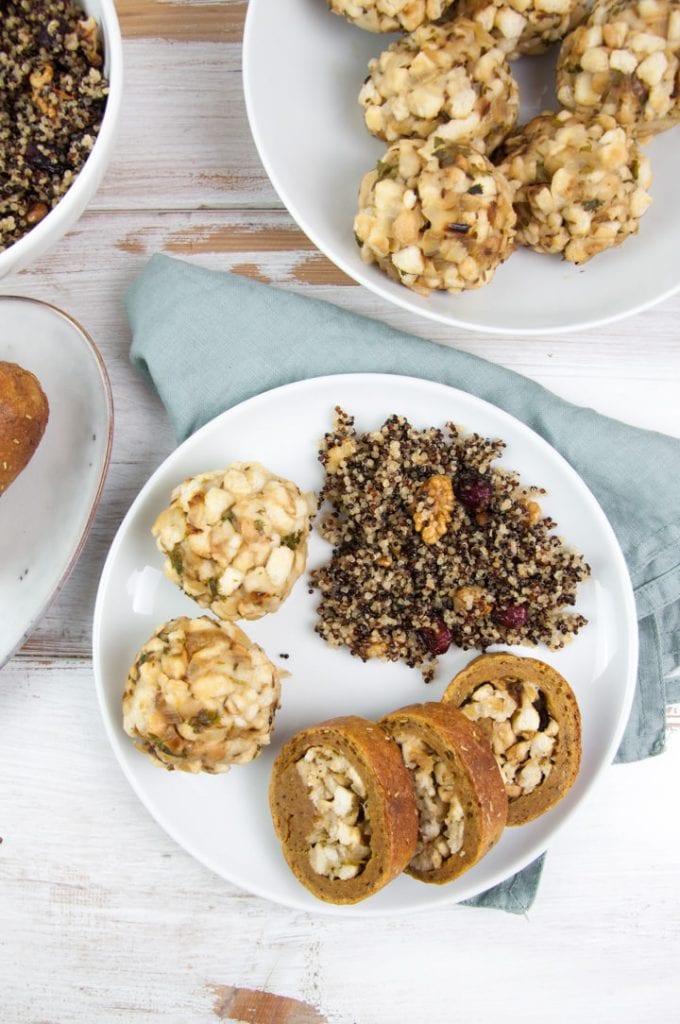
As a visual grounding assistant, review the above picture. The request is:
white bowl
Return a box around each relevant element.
[0,0,123,279]
[243,0,680,335]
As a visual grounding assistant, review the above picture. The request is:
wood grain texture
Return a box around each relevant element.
[118,0,245,43]
[94,39,275,209]
[209,985,328,1023]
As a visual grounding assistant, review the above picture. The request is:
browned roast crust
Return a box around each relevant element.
[381,702,507,884]
[0,361,49,495]
[269,715,418,904]
[443,652,581,826]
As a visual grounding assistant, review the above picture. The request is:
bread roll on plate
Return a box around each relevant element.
[0,361,49,495]
[269,716,417,904]
[443,652,581,825]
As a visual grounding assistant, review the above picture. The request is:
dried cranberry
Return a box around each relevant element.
[420,618,452,655]
[456,472,493,511]
[493,604,528,629]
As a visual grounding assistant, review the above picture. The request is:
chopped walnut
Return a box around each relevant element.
[520,498,542,526]
[325,436,357,474]
[413,474,454,545]
[452,584,493,616]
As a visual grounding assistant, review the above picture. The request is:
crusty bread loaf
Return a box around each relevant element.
[269,715,418,904]
[381,702,507,884]
[443,652,581,826]
[0,361,49,495]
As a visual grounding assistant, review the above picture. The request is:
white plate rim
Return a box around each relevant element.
[92,372,638,916]
[242,0,680,337]
[0,295,114,667]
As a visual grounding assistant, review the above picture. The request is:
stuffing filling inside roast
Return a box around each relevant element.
[461,680,558,800]
[392,730,465,873]
[296,747,372,881]
[358,19,519,152]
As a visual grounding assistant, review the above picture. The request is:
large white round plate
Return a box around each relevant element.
[0,296,113,667]
[243,0,680,335]
[93,374,637,916]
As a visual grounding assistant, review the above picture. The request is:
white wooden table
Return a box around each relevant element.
[1,3,679,1021]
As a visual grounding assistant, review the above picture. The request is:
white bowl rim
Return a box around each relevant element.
[0,0,124,275]
[242,0,680,336]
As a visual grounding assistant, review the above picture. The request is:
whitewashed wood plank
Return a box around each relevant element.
[0,663,678,1022]
[6,208,680,435]
[93,38,277,210]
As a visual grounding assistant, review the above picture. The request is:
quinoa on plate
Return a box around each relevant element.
[311,408,590,681]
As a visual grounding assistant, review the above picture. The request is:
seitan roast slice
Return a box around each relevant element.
[443,652,581,826]
[381,703,507,884]
[269,716,418,904]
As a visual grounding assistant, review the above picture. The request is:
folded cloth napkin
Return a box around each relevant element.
[127,253,680,913]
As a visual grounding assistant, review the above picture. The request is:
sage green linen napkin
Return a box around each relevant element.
[126,253,680,913]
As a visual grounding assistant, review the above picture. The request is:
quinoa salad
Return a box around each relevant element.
[311,408,590,681]
[0,0,109,252]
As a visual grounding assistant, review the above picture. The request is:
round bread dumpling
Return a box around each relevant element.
[457,0,588,59]
[442,653,582,826]
[269,716,418,904]
[152,462,316,621]
[122,616,282,773]
[496,109,653,264]
[327,0,455,33]
[358,18,519,151]
[354,137,516,295]
[557,0,680,142]
[381,703,507,884]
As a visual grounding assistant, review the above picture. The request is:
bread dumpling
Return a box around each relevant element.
[152,462,316,621]
[123,616,281,773]
[557,0,680,142]
[457,0,587,59]
[355,137,516,295]
[327,0,455,33]
[496,110,653,264]
[358,19,519,152]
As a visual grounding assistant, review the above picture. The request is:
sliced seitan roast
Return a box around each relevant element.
[443,652,581,825]
[269,716,418,904]
[381,702,507,883]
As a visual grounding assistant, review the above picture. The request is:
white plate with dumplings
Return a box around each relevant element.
[243,0,680,334]
[92,374,637,915]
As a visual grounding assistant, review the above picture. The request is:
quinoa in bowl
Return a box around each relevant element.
[0,0,110,253]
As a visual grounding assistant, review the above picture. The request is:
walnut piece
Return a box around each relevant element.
[413,474,454,544]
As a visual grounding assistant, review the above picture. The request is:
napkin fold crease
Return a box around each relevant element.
[126,254,680,913]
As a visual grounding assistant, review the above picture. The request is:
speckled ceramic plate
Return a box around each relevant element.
[0,296,113,666]
[93,374,637,916]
